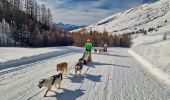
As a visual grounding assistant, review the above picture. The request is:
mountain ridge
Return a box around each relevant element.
[75,0,169,35]
[56,23,86,31]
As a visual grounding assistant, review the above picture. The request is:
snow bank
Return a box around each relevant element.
[128,49,170,86]
[130,24,170,85]
[0,47,62,62]
[0,46,83,72]
[0,46,81,63]
[131,40,170,73]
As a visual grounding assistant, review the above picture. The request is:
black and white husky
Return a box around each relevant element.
[38,73,63,97]
[75,61,84,77]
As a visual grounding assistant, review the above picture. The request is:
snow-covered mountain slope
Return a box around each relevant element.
[77,0,170,34]
[142,0,159,3]
[56,23,86,31]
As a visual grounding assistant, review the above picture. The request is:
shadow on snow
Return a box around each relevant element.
[46,89,85,100]
[86,62,130,68]
[68,73,102,83]
[94,52,130,58]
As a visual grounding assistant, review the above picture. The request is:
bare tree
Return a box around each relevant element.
[14,0,20,8]
[47,8,52,26]
[41,4,47,24]
[37,4,41,21]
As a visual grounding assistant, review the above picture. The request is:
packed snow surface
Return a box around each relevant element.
[0,48,169,100]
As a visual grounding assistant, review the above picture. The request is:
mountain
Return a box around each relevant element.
[56,23,86,31]
[73,0,169,35]
[142,0,159,3]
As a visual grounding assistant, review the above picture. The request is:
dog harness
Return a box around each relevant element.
[51,76,55,85]
[51,74,63,85]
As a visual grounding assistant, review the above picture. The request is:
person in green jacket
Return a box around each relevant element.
[84,39,92,62]
[85,39,92,52]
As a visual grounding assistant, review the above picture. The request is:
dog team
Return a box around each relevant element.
[38,39,107,97]
[38,60,84,97]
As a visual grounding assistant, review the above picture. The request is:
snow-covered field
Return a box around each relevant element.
[0,46,82,73]
[0,47,61,62]
[0,47,79,63]
[0,48,169,100]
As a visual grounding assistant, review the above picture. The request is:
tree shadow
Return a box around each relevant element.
[85,74,102,82]
[0,82,11,86]
[86,62,130,68]
[57,89,85,100]
[68,73,102,83]
[95,53,130,58]
[45,90,58,97]
[46,89,85,100]
[68,75,85,83]
[86,63,96,68]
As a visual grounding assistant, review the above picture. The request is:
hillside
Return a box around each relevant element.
[77,0,169,35]
[0,0,72,47]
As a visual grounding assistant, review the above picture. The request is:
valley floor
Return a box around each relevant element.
[0,48,169,100]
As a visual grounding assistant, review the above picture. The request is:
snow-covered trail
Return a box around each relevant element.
[0,48,169,100]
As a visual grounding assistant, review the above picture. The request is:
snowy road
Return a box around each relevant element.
[0,48,169,100]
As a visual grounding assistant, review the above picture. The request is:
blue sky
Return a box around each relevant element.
[38,0,158,25]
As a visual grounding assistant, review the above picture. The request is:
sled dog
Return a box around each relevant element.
[79,58,85,64]
[38,73,63,97]
[97,48,104,53]
[75,61,84,77]
[56,62,68,75]
[94,48,97,53]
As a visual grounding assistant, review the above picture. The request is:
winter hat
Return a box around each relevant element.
[87,39,90,42]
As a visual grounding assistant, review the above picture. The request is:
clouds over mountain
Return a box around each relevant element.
[37,0,159,25]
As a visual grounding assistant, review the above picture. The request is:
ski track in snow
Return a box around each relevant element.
[0,48,169,100]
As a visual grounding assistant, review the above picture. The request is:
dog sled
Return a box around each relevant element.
[79,51,91,64]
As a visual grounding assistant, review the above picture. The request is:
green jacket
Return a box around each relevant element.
[85,42,92,51]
